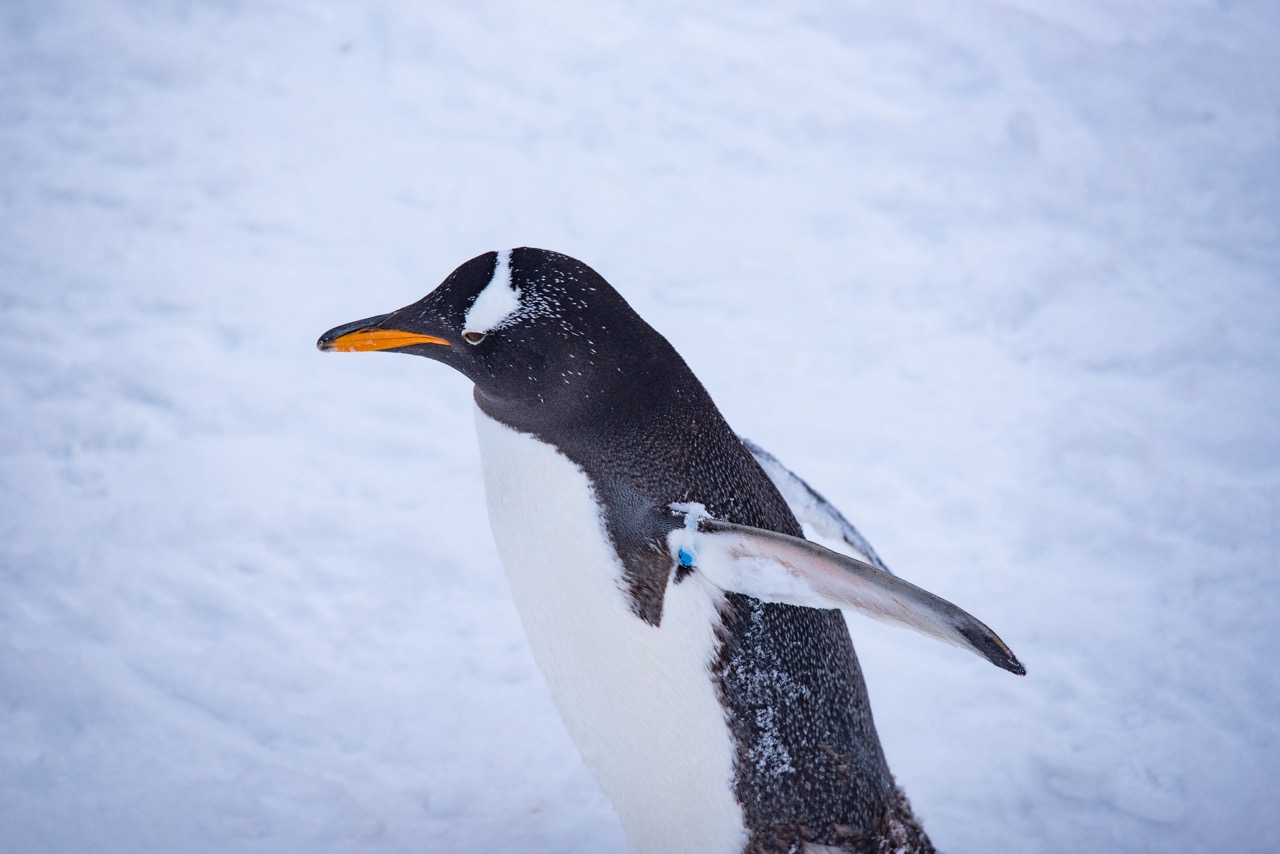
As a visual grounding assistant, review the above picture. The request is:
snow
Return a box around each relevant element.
[1,1,1277,852]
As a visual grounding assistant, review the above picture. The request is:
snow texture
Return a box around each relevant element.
[1,1,1277,852]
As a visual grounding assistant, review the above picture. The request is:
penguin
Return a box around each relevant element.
[318,248,1023,854]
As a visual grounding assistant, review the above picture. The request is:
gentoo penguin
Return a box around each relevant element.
[318,248,1023,854]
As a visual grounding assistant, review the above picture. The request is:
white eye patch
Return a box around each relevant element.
[463,249,521,336]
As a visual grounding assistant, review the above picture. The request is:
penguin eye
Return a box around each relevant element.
[462,331,487,345]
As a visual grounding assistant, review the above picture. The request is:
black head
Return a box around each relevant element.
[318,248,680,425]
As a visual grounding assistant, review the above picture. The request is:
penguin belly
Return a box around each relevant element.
[474,407,747,854]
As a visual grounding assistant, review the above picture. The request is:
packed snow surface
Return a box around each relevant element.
[1,1,1277,852]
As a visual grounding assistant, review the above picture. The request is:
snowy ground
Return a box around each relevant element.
[2,1,1277,851]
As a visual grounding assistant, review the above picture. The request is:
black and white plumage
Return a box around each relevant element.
[318,248,1023,854]
[741,437,893,575]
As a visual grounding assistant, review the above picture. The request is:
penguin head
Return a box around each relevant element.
[318,248,665,414]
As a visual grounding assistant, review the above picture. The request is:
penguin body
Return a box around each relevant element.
[475,409,745,852]
[318,248,1021,853]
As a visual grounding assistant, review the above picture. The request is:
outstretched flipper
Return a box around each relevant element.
[741,437,892,575]
[669,503,1025,675]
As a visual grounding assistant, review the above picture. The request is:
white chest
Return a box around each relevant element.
[473,407,746,854]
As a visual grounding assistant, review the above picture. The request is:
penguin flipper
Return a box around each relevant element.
[669,503,1025,676]
[740,437,893,575]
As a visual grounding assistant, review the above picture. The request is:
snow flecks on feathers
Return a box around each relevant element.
[466,250,604,345]
[725,605,817,785]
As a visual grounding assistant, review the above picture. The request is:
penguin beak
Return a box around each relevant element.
[317,314,451,352]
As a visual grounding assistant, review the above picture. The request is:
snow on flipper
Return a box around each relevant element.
[741,437,892,575]
[669,503,1025,675]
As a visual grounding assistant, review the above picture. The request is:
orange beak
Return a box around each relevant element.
[317,316,451,352]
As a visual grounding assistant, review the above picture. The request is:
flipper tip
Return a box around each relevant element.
[957,622,1026,676]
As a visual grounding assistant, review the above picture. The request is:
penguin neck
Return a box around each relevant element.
[472,344,710,458]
